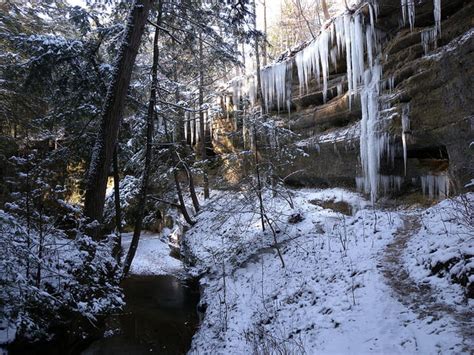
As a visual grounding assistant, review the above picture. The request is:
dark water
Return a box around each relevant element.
[83,275,200,355]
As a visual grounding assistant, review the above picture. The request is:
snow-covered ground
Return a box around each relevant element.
[177,188,473,354]
[404,194,473,307]
[121,230,184,277]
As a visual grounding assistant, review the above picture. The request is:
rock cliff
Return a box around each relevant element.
[212,0,474,201]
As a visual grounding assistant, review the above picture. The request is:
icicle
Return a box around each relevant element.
[319,31,330,102]
[196,112,200,143]
[401,0,415,30]
[248,74,256,107]
[337,82,343,97]
[380,175,403,194]
[184,111,188,141]
[421,27,438,54]
[359,62,382,203]
[190,112,194,144]
[260,61,290,113]
[401,103,410,175]
[355,176,365,192]
[232,78,242,112]
[421,174,449,199]
[434,0,441,35]
[343,14,353,105]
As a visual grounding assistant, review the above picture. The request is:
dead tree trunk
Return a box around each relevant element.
[84,0,153,228]
[122,7,160,277]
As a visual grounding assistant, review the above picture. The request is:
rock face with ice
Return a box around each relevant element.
[215,0,473,199]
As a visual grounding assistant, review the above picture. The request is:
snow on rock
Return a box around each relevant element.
[185,188,470,354]
[121,230,183,277]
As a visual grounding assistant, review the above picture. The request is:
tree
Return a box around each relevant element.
[84,0,154,228]
[122,4,161,277]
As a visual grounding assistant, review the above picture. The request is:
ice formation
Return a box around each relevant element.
[247,74,257,107]
[260,61,291,113]
[421,174,449,199]
[232,78,242,111]
[401,103,410,175]
[184,111,188,141]
[434,0,441,35]
[294,8,377,109]
[401,0,416,31]
[380,175,403,194]
[359,63,384,203]
[419,0,442,55]
[421,27,438,54]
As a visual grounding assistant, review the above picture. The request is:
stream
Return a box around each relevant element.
[83,275,200,355]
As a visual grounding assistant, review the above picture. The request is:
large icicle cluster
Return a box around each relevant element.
[294,7,377,107]
[222,0,450,202]
[400,0,442,54]
[421,174,449,199]
[260,61,291,113]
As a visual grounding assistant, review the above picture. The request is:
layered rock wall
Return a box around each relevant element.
[213,0,474,200]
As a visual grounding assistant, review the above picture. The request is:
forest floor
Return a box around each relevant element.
[129,188,473,354]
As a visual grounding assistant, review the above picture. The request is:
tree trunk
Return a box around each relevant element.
[262,0,268,66]
[252,0,264,105]
[181,159,200,213]
[253,126,265,232]
[112,145,122,261]
[174,169,196,226]
[321,0,331,20]
[122,7,160,277]
[84,0,153,229]
[199,32,210,199]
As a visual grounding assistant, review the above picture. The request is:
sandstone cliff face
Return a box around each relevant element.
[213,0,474,200]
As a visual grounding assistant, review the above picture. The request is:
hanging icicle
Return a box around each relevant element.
[359,62,383,203]
[260,61,292,113]
[421,174,449,199]
[401,0,415,31]
[434,0,441,35]
[401,103,410,176]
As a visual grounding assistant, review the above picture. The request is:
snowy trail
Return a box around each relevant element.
[186,189,473,354]
[382,215,474,353]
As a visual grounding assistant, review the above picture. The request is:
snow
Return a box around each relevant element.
[404,193,474,309]
[121,230,184,277]
[181,188,471,354]
[297,121,360,147]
